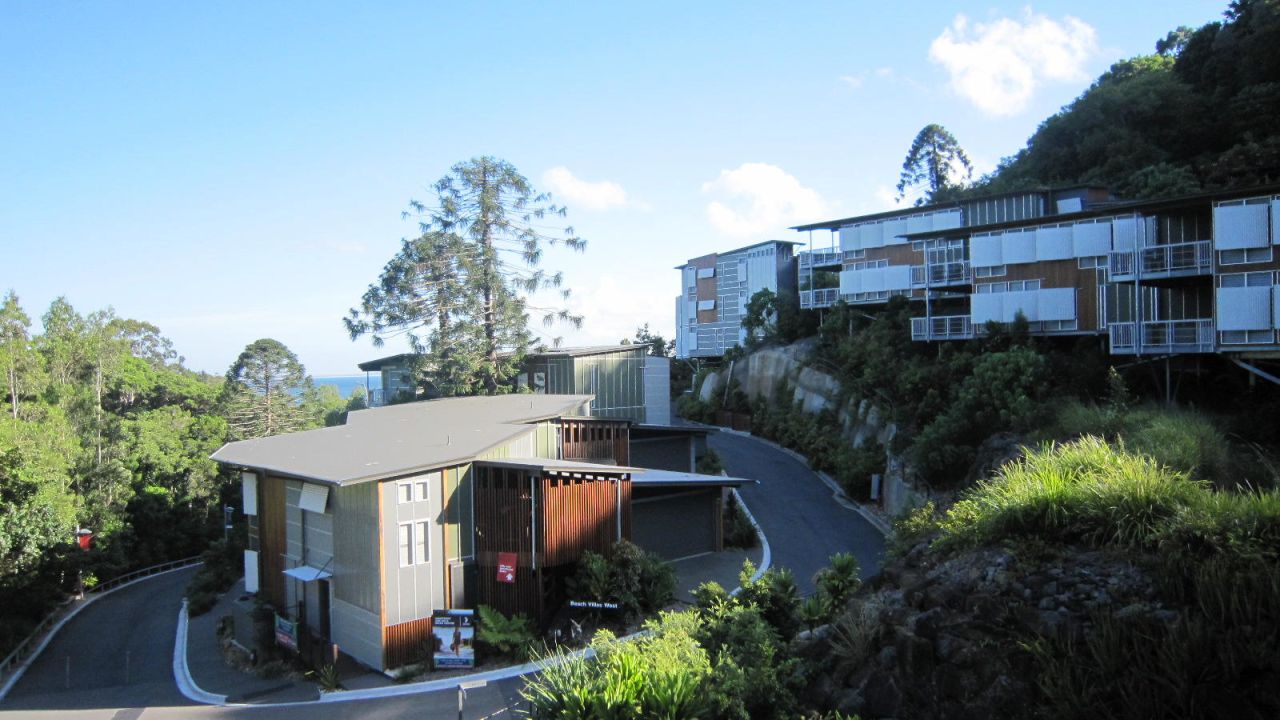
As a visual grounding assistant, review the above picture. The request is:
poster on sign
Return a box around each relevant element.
[431,609,475,668]
[496,552,517,584]
[274,613,298,651]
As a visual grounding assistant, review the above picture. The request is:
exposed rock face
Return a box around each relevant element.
[795,544,1169,720]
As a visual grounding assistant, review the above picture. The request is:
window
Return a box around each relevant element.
[397,482,413,504]
[1078,256,1104,269]
[398,521,431,567]
[414,478,429,502]
[1220,247,1273,265]
[974,265,1007,278]
[911,241,924,251]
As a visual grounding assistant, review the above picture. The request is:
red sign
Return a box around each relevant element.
[75,531,93,551]
[496,552,517,584]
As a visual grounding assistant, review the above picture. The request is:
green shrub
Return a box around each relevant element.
[735,560,800,640]
[722,494,758,549]
[834,442,884,501]
[697,448,725,475]
[475,605,538,661]
[813,553,861,611]
[569,541,676,621]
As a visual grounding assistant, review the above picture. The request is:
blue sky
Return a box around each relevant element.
[2,1,1225,375]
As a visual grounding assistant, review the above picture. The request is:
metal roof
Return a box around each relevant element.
[211,394,595,486]
[528,345,649,358]
[477,457,641,474]
[356,353,419,371]
[630,470,754,488]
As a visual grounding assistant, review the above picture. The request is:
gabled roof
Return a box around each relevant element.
[212,394,594,486]
[529,345,648,359]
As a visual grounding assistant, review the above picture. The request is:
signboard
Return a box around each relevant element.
[274,613,298,651]
[496,552,517,584]
[431,609,475,669]
[569,600,620,610]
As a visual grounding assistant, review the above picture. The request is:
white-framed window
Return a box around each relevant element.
[1219,271,1275,288]
[414,478,429,502]
[398,520,431,567]
[974,265,1007,278]
[1221,329,1274,345]
[1078,256,1105,269]
[911,241,925,251]
[397,481,413,504]
[1220,247,1274,265]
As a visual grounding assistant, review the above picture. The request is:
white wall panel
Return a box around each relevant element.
[242,473,258,516]
[1072,222,1112,257]
[970,294,1003,324]
[883,265,913,291]
[1217,287,1272,330]
[1214,203,1270,250]
[299,483,330,514]
[1036,227,1072,261]
[971,236,1003,267]
[859,223,883,249]
[906,214,932,234]
[1038,288,1077,321]
[1113,217,1138,251]
[839,269,862,295]
[1002,291,1038,322]
[882,218,908,245]
[244,550,259,593]
[1273,200,1280,245]
[839,225,860,252]
[862,268,885,292]
[933,210,963,231]
[1001,230,1036,265]
[1274,287,1280,329]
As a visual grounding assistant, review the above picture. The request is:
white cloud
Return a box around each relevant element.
[324,240,366,254]
[839,67,894,90]
[874,67,894,78]
[531,274,671,348]
[839,74,865,89]
[701,163,828,239]
[929,10,1098,116]
[543,166,634,212]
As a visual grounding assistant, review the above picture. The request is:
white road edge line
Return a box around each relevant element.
[173,599,230,705]
[728,487,770,595]
[0,562,200,703]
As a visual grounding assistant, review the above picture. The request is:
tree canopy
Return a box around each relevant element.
[221,338,311,439]
[348,156,586,395]
[896,124,973,206]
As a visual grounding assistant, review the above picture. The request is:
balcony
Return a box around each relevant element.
[800,288,840,309]
[911,261,970,288]
[1109,240,1212,281]
[911,314,974,341]
[798,250,843,270]
[1108,319,1214,354]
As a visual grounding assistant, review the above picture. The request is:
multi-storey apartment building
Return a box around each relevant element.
[674,239,800,358]
[793,184,1280,359]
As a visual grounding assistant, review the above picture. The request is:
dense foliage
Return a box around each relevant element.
[968,0,1280,199]
[568,540,676,622]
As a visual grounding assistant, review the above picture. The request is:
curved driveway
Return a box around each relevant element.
[711,431,885,593]
[1,431,884,718]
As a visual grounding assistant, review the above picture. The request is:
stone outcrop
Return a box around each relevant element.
[795,542,1171,720]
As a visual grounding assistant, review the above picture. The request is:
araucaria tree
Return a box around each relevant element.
[221,339,310,439]
[896,124,974,206]
[347,156,586,395]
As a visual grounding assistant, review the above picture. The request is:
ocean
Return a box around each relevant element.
[314,374,382,399]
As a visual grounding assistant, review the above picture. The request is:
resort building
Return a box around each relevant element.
[675,239,800,358]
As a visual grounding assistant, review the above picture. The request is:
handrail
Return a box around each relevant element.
[0,555,203,678]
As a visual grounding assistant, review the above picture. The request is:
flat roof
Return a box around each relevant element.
[631,469,754,488]
[478,457,641,474]
[675,239,802,268]
[789,185,1109,232]
[212,394,595,486]
[529,345,648,359]
[356,353,418,371]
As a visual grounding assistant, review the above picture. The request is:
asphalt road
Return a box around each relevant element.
[1,431,884,718]
[2,566,198,713]
[711,431,886,594]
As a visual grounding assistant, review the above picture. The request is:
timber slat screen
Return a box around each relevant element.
[560,418,630,465]
[474,465,542,620]
[259,475,287,608]
[383,617,433,669]
[474,463,632,623]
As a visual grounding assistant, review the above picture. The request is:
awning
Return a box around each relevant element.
[283,565,332,583]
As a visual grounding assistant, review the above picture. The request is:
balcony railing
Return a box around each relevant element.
[800,288,841,309]
[911,261,970,287]
[1108,319,1214,354]
[1109,240,1212,280]
[911,314,974,341]
[798,250,843,269]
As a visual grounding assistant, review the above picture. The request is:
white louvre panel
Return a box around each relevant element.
[1038,288,1077,321]
[1214,203,1270,250]
[838,225,861,252]
[1073,222,1112,257]
[906,214,932,234]
[839,269,862,295]
[970,293,1003,324]
[1216,287,1272,330]
[860,223,884,249]
[1001,230,1036,265]
[971,236,1003,267]
[1036,227,1072,261]
[861,268,886,293]
[242,472,258,516]
[696,267,715,279]
[882,218,908,246]
[683,267,695,289]
[244,550,259,593]
[697,299,716,311]
[1057,197,1083,214]
[1273,200,1280,245]
[1002,291,1039,322]
[883,265,913,291]
[298,482,330,514]
[933,210,963,231]
[1274,287,1280,328]
[1113,217,1138,251]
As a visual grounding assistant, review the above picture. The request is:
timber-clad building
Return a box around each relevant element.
[211,394,741,672]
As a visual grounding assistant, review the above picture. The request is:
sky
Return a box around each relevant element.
[1,1,1227,376]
